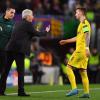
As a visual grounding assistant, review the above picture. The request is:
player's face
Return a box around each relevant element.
[75,9,82,19]
[6,9,15,19]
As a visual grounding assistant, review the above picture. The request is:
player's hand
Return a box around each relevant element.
[59,40,67,45]
[45,25,50,32]
[86,48,91,58]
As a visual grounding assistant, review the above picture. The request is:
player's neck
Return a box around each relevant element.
[80,16,86,23]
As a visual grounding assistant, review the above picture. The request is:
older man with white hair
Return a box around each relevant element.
[0,9,50,96]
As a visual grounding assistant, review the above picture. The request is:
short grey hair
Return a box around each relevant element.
[22,9,33,19]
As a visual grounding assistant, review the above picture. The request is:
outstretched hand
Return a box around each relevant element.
[45,25,50,32]
[59,40,67,45]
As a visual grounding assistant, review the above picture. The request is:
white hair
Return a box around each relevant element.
[22,9,33,19]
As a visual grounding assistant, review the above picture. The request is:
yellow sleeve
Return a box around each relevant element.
[82,24,89,33]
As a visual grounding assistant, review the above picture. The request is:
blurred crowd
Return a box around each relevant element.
[0,0,100,31]
[0,0,100,84]
[0,0,99,15]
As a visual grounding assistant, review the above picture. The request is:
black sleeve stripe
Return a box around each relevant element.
[83,25,88,28]
[84,31,89,33]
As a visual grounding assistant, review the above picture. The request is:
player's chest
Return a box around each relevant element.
[77,23,83,34]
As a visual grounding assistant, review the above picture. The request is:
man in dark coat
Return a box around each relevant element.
[0,7,15,74]
[0,9,50,96]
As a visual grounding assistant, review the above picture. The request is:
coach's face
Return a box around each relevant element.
[6,9,15,19]
[27,14,34,22]
[75,9,82,19]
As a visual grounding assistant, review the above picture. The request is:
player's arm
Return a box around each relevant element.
[83,25,91,57]
[59,37,76,45]
[85,32,90,48]
[85,32,91,57]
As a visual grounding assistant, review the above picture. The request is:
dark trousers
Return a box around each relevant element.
[0,51,25,93]
[0,50,6,74]
[96,70,100,83]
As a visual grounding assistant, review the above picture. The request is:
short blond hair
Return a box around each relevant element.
[75,5,86,14]
[22,9,33,19]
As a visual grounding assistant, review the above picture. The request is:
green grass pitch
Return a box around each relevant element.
[0,84,100,100]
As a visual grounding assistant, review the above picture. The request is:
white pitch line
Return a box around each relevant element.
[7,88,100,96]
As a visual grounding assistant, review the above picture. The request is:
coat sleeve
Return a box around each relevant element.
[27,22,47,37]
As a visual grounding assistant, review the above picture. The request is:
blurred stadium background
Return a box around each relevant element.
[0,0,100,99]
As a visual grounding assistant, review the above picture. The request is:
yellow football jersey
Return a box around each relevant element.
[76,20,91,52]
[68,19,91,69]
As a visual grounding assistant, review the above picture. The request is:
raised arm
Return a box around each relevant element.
[28,22,50,37]
[59,37,76,45]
